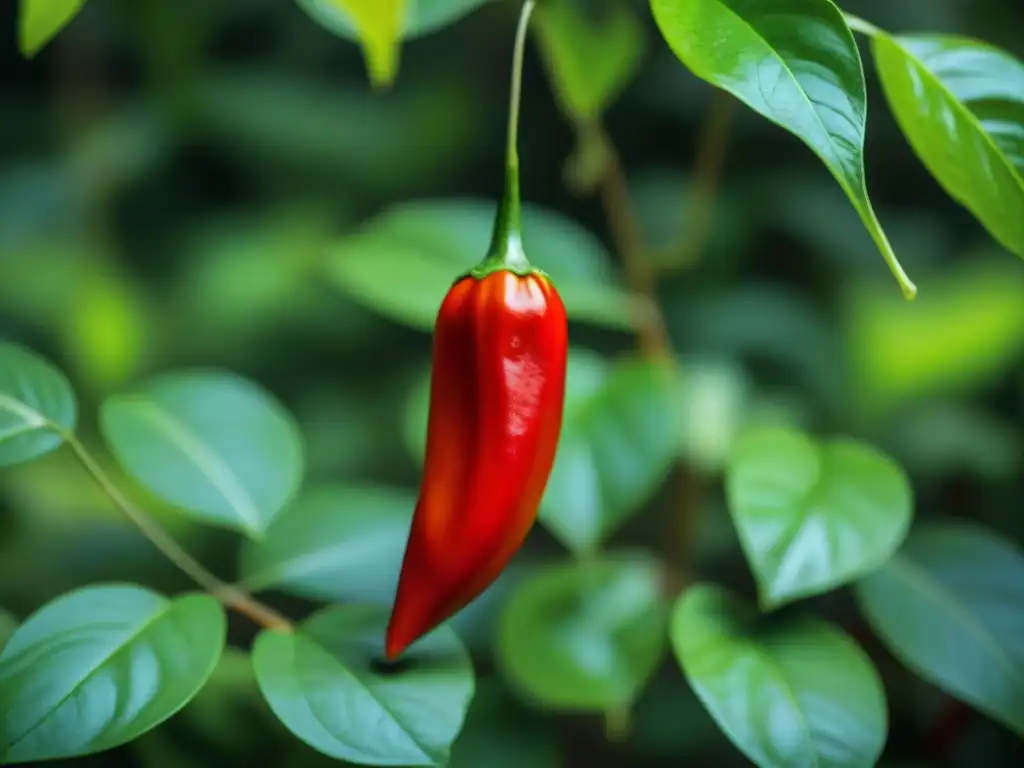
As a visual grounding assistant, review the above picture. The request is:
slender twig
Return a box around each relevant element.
[671,90,735,270]
[593,122,672,361]
[592,89,735,583]
[60,429,294,632]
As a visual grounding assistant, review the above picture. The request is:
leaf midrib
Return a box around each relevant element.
[123,399,263,534]
[712,0,865,200]
[0,392,48,431]
[690,626,819,767]
[298,633,437,764]
[3,600,172,755]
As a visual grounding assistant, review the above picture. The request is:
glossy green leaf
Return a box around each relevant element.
[845,259,1024,413]
[296,0,492,41]
[534,0,645,120]
[726,426,913,609]
[0,343,76,467]
[867,31,1024,257]
[18,0,86,57]
[239,484,414,605]
[541,357,679,553]
[297,1,406,86]
[672,584,887,768]
[650,0,914,297]
[327,199,635,332]
[0,585,225,763]
[252,604,473,766]
[100,372,305,538]
[855,520,1024,737]
[497,553,668,710]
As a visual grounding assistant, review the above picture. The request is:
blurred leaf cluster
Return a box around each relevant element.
[1,0,1024,767]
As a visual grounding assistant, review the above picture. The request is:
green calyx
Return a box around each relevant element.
[468,166,547,281]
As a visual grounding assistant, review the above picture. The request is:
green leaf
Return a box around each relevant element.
[327,199,635,332]
[650,0,915,298]
[865,31,1024,257]
[100,371,305,538]
[845,258,1024,413]
[541,356,678,554]
[672,584,887,768]
[252,604,473,766]
[297,0,492,41]
[0,584,226,764]
[534,0,645,120]
[497,553,667,710]
[854,520,1024,737]
[297,1,406,86]
[726,426,913,609]
[18,0,86,57]
[238,484,414,605]
[0,343,76,467]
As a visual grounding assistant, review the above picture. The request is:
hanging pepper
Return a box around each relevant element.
[385,0,566,660]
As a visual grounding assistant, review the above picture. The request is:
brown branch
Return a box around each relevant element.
[63,431,294,633]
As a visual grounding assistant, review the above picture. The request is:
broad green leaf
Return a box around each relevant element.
[252,604,473,766]
[867,32,1024,257]
[0,585,225,763]
[100,372,305,538]
[726,426,912,609]
[845,259,1024,413]
[534,0,645,120]
[296,0,492,40]
[18,0,85,57]
[854,520,1024,737]
[672,584,887,768]
[239,484,414,605]
[297,1,406,87]
[497,553,668,710]
[327,199,635,332]
[540,356,678,553]
[650,0,915,297]
[0,343,76,467]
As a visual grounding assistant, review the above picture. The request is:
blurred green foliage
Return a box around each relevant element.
[1,0,1023,766]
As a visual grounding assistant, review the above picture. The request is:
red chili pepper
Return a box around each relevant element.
[385,258,568,660]
[385,0,561,660]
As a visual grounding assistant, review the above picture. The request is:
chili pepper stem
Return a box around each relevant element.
[474,0,538,279]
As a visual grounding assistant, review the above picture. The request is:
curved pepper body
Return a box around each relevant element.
[385,268,568,659]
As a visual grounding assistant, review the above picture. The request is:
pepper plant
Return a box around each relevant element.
[1,0,1023,767]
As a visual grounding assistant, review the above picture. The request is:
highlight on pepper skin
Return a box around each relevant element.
[385,268,568,660]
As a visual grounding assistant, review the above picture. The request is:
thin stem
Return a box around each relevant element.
[672,90,735,270]
[507,0,535,174]
[61,429,293,632]
[844,13,883,37]
[481,0,537,273]
[594,122,672,360]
